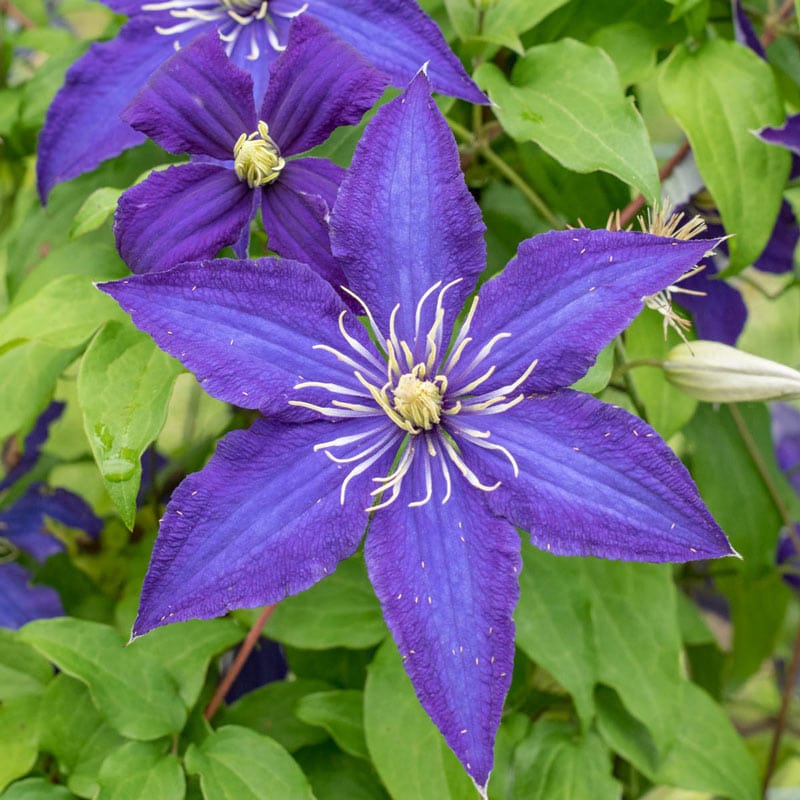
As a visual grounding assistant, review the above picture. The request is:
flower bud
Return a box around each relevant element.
[662,340,800,403]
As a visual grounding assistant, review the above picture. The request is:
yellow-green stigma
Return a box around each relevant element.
[393,365,444,431]
[233,121,285,188]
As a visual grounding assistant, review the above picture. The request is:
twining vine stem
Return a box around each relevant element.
[204,604,277,720]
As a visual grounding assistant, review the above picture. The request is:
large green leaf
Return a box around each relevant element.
[509,720,620,800]
[516,546,684,753]
[184,726,313,800]
[295,691,368,760]
[0,695,41,792]
[0,341,78,440]
[0,778,75,800]
[128,619,245,709]
[77,319,182,528]
[38,675,127,799]
[659,39,789,272]
[219,679,332,753]
[0,274,123,349]
[19,618,186,740]
[598,682,758,800]
[96,742,184,800]
[363,640,475,800]
[475,39,659,202]
[0,629,53,701]
[293,745,389,800]
[266,555,385,650]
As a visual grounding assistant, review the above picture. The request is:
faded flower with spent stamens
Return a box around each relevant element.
[100,73,735,795]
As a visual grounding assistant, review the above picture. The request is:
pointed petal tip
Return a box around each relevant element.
[472,777,490,800]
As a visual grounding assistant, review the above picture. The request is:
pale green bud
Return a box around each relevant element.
[663,340,800,403]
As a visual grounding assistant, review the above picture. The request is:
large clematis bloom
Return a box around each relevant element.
[37,0,484,200]
[114,19,385,280]
[101,74,735,794]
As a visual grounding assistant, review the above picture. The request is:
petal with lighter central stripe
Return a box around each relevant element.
[457,390,735,562]
[365,454,520,790]
[134,416,397,637]
[99,258,378,421]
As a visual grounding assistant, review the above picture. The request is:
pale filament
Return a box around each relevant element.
[290,282,537,510]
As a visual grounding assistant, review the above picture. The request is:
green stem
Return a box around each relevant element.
[446,117,561,227]
[610,357,664,382]
[614,338,649,421]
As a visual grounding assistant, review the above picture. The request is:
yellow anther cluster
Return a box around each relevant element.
[233,121,285,188]
[393,366,444,431]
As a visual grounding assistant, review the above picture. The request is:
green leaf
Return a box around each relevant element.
[70,188,123,239]
[219,679,332,753]
[587,22,658,86]
[38,675,127,800]
[0,629,53,701]
[266,555,385,650]
[128,619,245,709]
[658,39,789,272]
[0,695,41,792]
[78,320,182,528]
[96,742,185,800]
[626,310,697,439]
[295,691,368,760]
[570,341,614,395]
[0,274,123,349]
[363,640,475,800]
[0,778,75,800]
[516,546,684,753]
[444,0,570,51]
[510,720,620,800]
[293,745,389,800]
[0,341,78,440]
[684,403,783,571]
[19,618,186,740]
[598,682,758,800]
[184,726,313,800]
[475,39,659,202]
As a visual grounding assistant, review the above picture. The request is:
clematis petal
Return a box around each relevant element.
[261,16,387,157]
[732,0,766,58]
[772,402,800,497]
[261,159,347,287]
[0,563,63,630]
[123,32,257,160]
[1,484,102,562]
[757,114,800,154]
[307,0,486,104]
[457,391,735,562]
[114,163,254,275]
[37,18,181,201]
[450,230,723,395]
[99,257,376,420]
[331,72,485,350]
[0,402,64,491]
[133,416,395,636]
[365,454,519,790]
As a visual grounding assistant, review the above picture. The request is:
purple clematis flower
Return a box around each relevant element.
[37,0,485,201]
[114,20,385,280]
[100,74,735,793]
[0,563,64,630]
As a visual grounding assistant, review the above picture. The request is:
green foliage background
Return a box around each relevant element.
[1,0,800,798]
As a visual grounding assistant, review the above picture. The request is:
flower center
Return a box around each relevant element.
[233,121,285,188]
[393,366,444,431]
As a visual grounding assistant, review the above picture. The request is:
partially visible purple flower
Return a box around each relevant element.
[777,528,800,592]
[758,115,800,155]
[0,563,64,630]
[224,637,288,702]
[732,0,766,59]
[37,0,485,201]
[771,402,800,497]
[101,74,735,792]
[114,19,385,281]
[0,401,64,492]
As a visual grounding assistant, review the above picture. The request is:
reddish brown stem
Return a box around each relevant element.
[762,0,796,48]
[1,0,36,29]
[204,604,276,721]
[762,622,800,795]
